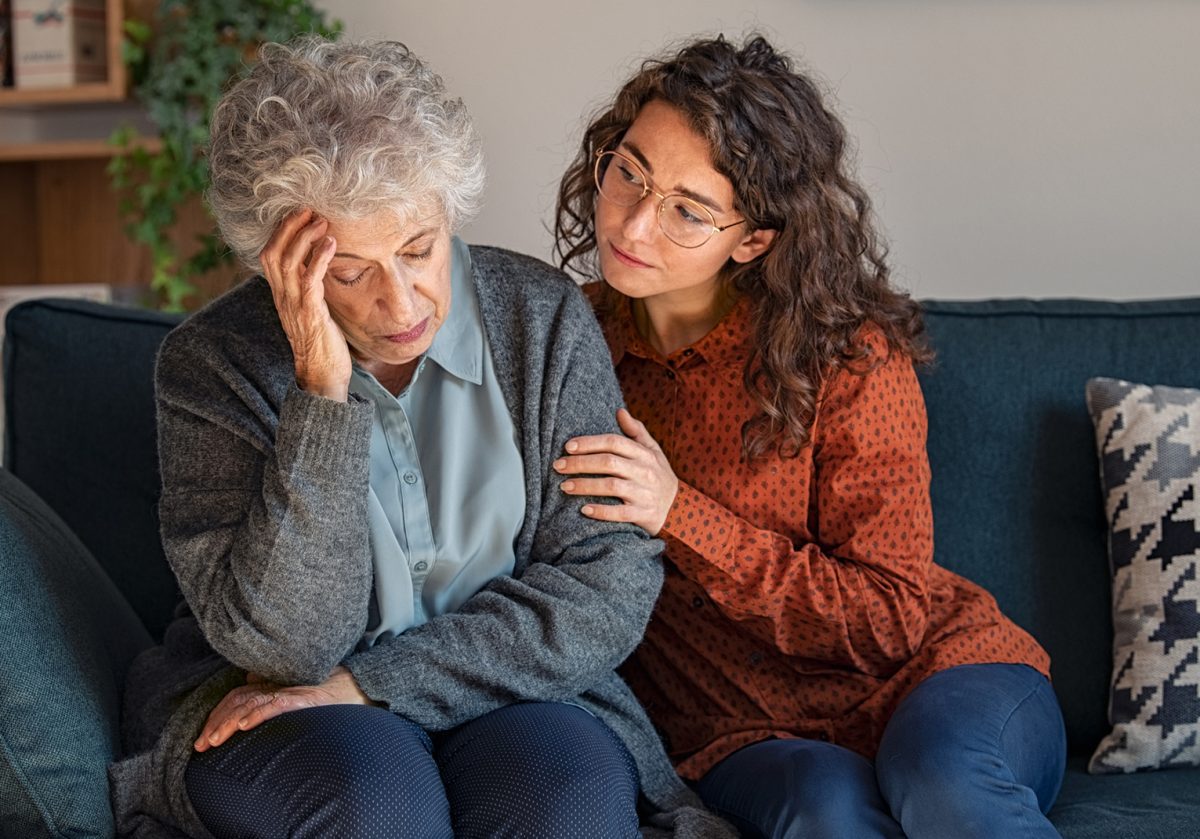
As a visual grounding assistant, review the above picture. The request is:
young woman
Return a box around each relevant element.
[554,35,1067,839]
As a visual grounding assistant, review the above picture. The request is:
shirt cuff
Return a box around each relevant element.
[661,479,733,560]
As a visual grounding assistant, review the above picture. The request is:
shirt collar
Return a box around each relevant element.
[423,236,483,385]
[594,282,752,384]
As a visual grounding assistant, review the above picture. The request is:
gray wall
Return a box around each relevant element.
[321,0,1199,300]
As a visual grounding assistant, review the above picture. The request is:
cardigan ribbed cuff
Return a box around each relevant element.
[274,383,373,479]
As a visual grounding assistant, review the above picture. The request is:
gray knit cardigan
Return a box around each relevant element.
[108,246,735,838]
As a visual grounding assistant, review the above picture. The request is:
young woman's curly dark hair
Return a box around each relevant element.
[556,34,931,461]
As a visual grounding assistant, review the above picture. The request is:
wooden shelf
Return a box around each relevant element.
[0,136,160,162]
[0,80,126,107]
[0,2,151,165]
[0,1,237,302]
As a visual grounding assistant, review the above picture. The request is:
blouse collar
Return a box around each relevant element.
[594,284,753,385]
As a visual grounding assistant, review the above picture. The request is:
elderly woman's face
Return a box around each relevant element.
[321,207,452,370]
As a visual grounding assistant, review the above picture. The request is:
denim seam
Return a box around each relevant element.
[993,676,1047,835]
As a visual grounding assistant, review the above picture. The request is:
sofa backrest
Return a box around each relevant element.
[3,298,185,641]
[918,297,1200,755]
[7,294,1200,758]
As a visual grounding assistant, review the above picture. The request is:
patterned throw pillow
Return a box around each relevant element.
[1086,377,1200,773]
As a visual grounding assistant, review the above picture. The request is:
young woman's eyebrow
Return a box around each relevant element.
[620,140,727,213]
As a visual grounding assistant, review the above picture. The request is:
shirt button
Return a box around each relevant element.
[413,560,428,572]
[665,369,676,380]
[749,651,763,666]
[691,596,704,609]
[403,471,418,485]
[682,348,694,356]
[817,732,830,742]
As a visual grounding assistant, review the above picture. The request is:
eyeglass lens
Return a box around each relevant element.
[595,151,718,248]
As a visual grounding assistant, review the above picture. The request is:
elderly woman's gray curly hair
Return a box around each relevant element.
[208,36,485,270]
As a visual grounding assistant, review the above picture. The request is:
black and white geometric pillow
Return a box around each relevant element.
[1086,377,1200,774]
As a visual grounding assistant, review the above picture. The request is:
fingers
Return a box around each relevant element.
[197,683,253,741]
[260,208,314,268]
[564,410,662,458]
[562,432,647,460]
[302,235,337,301]
[281,218,330,288]
[577,494,672,536]
[616,407,656,447]
[194,686,252,751]
[256,210,352,399]
[259,209,332,299]
[259,209,313,285]
[578,501,639,523]
[559,475,637,501]
[194,684,285,752]
[554,450,645,479]
[230,691,296,737]
[279,217,331,299]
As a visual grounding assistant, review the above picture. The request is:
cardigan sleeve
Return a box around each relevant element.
[343,286,665,730]
[659,342,934,677]
[155,329,376,686]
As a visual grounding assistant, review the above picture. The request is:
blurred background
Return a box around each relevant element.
[331,0,1199,301]
[2,0,1197,309]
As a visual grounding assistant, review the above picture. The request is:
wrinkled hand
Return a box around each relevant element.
[555,408,679,536]
[259,208,351,401]
[194,666,376,752]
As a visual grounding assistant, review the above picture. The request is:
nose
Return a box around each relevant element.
[376,263,419,322]
[621,193,660,244]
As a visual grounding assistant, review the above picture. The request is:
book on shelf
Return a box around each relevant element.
[11,0,107,89]
[1,1,13,88]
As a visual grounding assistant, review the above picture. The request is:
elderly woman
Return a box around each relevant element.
[107,37,732,839]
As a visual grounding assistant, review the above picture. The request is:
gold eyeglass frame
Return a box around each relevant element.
[593,149,746,249]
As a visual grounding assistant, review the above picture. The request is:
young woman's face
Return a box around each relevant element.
[594,99,766,309]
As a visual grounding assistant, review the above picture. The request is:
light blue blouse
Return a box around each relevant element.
[349,237,525,648]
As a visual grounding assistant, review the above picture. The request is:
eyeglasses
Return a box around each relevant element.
[593,149,746,249]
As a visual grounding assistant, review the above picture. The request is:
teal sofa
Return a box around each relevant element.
[3,294,1200,837]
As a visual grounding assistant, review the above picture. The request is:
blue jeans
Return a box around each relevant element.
[185,701,640,839]
[696,664,1067,839]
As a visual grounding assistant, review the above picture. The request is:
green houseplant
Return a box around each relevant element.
[109,0,341,310]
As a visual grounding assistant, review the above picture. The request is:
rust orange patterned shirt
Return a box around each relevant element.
[588,286,1050,781]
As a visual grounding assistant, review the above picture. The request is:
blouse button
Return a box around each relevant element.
[749,651,763,666]
[683,348,694,356]
[691,596,704,609]
[665,369,676,380]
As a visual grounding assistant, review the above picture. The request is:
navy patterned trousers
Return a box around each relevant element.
[185,701,641,838]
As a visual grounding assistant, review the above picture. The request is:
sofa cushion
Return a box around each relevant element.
[3,298,185,640]
[919,297,1200,755]
[1084,378,1200,773]
[0,468,153,838]
[1050,758,1200,837]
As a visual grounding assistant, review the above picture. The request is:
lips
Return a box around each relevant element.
[384,317,429,343]
[609,243,651,268]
